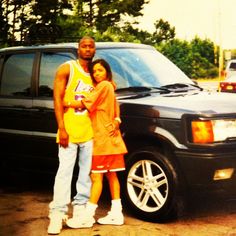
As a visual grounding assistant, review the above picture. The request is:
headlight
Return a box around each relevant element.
[191,119,236,144]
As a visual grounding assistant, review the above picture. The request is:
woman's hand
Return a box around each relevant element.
[108,120,120,136]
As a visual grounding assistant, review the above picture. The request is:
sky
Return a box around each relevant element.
[137,0,236,49]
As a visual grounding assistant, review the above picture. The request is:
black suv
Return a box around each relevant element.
[1,42,236,222]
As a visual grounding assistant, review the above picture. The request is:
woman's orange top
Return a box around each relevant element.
[82,80,127,156]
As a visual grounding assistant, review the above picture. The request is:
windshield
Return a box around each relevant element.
[95,47,192,89]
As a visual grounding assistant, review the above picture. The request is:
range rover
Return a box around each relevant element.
[1,42,236,222]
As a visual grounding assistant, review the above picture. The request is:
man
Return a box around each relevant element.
[47,36,96,235]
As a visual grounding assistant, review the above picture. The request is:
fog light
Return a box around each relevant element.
[213,168,234,180]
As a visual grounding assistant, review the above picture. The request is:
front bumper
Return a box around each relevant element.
[175,149,236,193]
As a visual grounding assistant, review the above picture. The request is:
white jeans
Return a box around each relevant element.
[49,140,93,214]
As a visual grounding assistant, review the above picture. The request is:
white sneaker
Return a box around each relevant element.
[47,213,67,235]
[97,211,124,225]
[66,216,95,228]
[73,204,85,218]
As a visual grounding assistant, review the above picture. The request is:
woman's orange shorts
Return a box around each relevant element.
[91,154,125,173]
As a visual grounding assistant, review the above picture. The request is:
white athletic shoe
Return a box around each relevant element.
[66,202,97,228]
[66,216,95,228]
[97,211,124,225]
[47,213,67,235]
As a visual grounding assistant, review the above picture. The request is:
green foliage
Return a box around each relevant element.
[0,0,219,78]
[190,37,215,64]
[0,2,8,44]
[120,23,152,44]
[156,38,218,79]
[31,0,72,24]
[73,0,149,33]
[152,19,175,44]
[98,26,141,42]
[55,15,86,41]
[0,0,33,45]
[0,0,73,46]
[228,49,236,59]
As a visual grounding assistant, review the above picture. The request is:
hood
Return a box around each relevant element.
[119,90,236,119]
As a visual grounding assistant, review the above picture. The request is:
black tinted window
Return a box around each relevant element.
[39,52,76,97]
[229,62,236,70]
[1,53,34,96]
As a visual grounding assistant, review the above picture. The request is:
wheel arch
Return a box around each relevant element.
[124,133,183,175]
[121,133,187,221]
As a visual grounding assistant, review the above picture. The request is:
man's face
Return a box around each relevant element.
[78,38,96,60]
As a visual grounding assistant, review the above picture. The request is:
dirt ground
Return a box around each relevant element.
[1,182,236,236]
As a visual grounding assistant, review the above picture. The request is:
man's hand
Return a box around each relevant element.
[58,128,69,148]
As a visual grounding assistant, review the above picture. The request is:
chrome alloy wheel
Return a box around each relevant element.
[127,159,169,212]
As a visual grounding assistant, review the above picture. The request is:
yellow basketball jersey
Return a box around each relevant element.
[56,60,94,143]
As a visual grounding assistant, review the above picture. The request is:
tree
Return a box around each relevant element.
[73,0,149,33]
[1,0,149,46]
[26,0,72,44]
[152,19,175,44]
[122,22,152,44]
[157,38,218,79]
[157,39,192,76]
[55,14,94,42]
[0,0,32,46]
[0,0,9,45]
[190,36,215,65]
[31,0,72,25]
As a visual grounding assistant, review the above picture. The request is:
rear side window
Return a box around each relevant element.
[0,53,34,96]
[39,52,76,97]
[229,62,236,70]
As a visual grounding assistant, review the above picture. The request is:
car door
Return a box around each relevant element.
[0,50,35,170]
[30,49,77,173]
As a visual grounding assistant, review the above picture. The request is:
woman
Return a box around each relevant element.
[65,59,127,228]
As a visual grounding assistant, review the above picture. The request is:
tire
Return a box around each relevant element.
[122,146,181,222]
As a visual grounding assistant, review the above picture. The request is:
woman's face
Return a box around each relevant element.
[92,63,107,83]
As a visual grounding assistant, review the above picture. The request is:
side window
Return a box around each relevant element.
[39,52,76,97]
[0,53,34,96]
[229,62,236,70]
